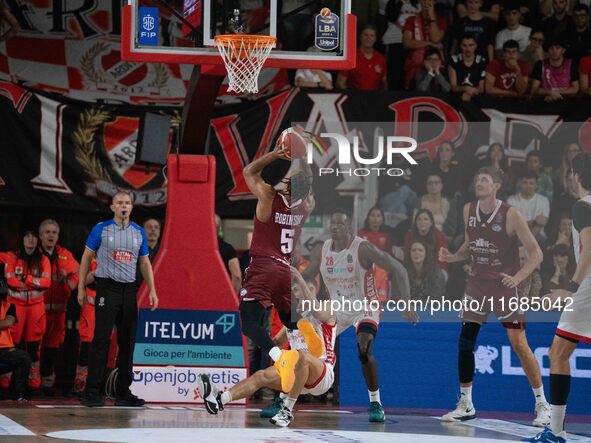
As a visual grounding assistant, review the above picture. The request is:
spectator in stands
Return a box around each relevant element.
[402,208,448,272]
[295,48,333,90]
[413,172,457,242]
[565,4,591,62]
[555,142,582,195]
[404,239,446,302]
[455,0,500,22]
[431,141,460,197]
[542,243,575,292]
[531,37,579,101]
[383,0,422,90]
[451,0,495,61]
[448,33,486,101]
[413,46,452,92]
[215,214,241,295]
[541,0,574,43]
[142,218,161,261]
[485,40,531,97]
[519,245,542,301]
[546,214,573,250]
[380,182,418,230]
[508,169,551,242]
[279,0,314,51]
[579,54,591,94]
[402,0,447,89]
[495,6,531,54]
[522,30,546,71]
[337,24,388,90]
[478,142,516,201]
[551,169,580,230]
[523,150,554,202]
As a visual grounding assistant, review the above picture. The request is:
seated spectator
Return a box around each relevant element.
[565,4,591,62]
[522,151,554,202]
[431,141,460,197]
[413,46,452,92]
[495,7,531,54]
[383,0,422,90]
[550,170,580,230]
[295,48,333,90]
[448,33,486,101]
[507,170,550,242]
[337,24,387,90]
[518,246,542,301]
[485,40,530,97]
[478,142,516,201]
[380,182,418,230]
[0,293,31,401]
[413,172,457,241]
[404,240,446,302]
[531,37,579,101]
[402,0,447,89]
[542,214,573,274]
[402,208,448,271]
[455,0,500,22]
[554,143,583,195]
[541,0,575,44]
[579,54,591,94]
[522,30,546,71]
[451,0,495,61]
[542,243,575,293]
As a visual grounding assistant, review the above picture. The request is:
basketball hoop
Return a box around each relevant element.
[214,34,276,94]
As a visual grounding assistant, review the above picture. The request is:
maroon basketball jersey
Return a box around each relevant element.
[249,193,309,264]
[466,200,519,279]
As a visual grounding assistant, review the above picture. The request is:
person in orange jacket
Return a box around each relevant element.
[1,228,50,390]
[38,219,79,393]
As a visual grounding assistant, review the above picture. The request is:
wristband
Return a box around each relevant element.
[567,280,580,293]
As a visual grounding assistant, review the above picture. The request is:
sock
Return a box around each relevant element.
[460,386,472,403]
[279,392,288,399]
[369,389,381,404]
[269,346,282,362]
[283,397,297,411]
[550,404,567,435]
[220,391,232,405]
[532,385,546,404]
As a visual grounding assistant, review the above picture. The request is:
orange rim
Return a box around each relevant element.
[214,34,276,48]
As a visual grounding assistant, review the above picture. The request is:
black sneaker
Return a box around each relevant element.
[114,392,145,407]
[81,392,105,407]
[196,374,221,414]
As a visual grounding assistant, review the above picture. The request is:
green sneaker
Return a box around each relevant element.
[259,396,284,418]
[369,401,385,422]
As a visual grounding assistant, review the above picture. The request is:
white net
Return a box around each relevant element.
[214,35,276,94]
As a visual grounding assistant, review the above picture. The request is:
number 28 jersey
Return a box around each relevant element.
[249,193,310,265]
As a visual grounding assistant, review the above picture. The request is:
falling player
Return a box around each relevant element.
[439,166,550,426]
[305,210,418,423]
[239,132,314,394]
[199,266,336,427]
[523,153,591,443]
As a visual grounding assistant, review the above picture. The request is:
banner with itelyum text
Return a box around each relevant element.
[2,82,591,215]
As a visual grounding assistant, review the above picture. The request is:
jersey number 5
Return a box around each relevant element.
[281,229,295,254]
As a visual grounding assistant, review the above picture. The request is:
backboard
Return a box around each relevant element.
[121,0,356,69]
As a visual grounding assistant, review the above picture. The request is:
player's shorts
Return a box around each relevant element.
[79,303,95,343]
[43,310,66,348]
[556,277,591,343]
[461,277,525,329]
[301,363,335,396]
[240,256,291,313]
[335,301,381,336]
[10,302,46,344]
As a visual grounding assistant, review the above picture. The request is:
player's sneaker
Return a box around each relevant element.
[533,402,551,427]
[270,405,293,427]
[521,427,566,442]
[197,374,222,415]
[369,401,385,422]
[274,350,299,393]
[260,396,284,418]
[441,396,476,422]
[297,319,323,358]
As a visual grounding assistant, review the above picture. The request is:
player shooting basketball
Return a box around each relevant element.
[238,129,315,395]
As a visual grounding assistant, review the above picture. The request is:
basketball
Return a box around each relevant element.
[279,127,308,160]
[320,7,331,17]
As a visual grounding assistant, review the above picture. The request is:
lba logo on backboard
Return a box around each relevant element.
[307,133,417,177]
[138,7,158,46]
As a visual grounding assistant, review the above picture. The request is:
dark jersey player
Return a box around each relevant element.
[439,166,551,427]
[524,153,591,443]
[240,135,314,395]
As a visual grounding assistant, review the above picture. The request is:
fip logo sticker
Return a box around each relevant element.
[314,8,339,51]
[138,7,158,46]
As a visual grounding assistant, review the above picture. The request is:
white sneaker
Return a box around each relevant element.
[270,406,294,427]
[441,396,476,422]
[533,402,551,427]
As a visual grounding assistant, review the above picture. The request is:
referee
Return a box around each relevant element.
[77,191,159,407]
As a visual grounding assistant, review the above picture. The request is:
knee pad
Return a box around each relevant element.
[458,322,481,353]
[357,339,374,364]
